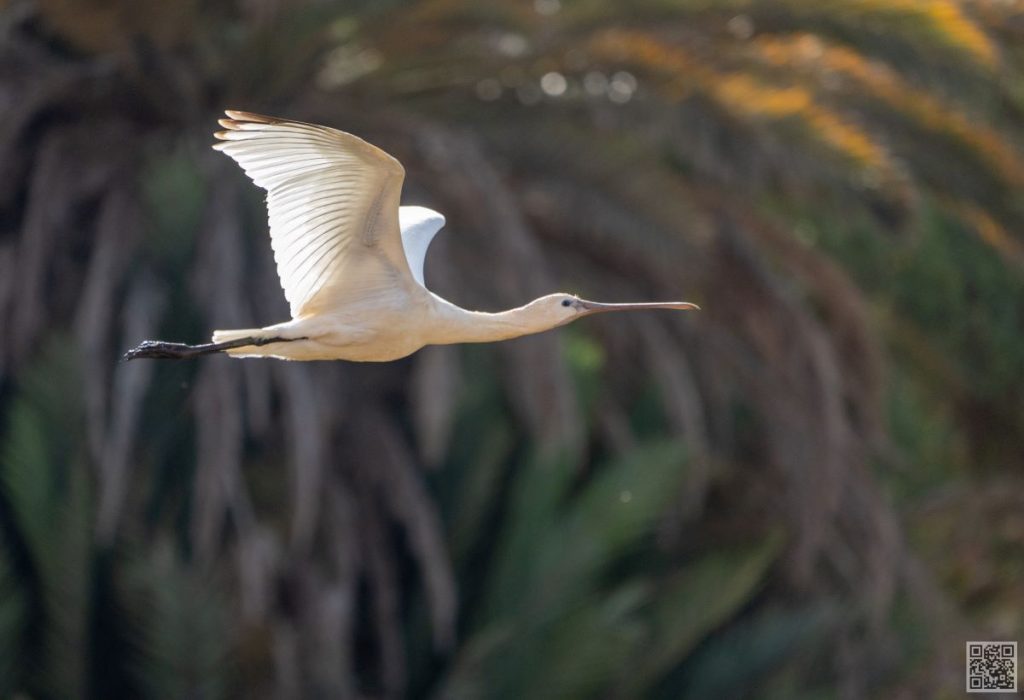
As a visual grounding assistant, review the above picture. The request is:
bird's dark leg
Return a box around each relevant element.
[122,336,303,361]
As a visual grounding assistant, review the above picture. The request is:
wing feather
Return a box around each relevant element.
[398,206,446,288]
[213,111,411,318]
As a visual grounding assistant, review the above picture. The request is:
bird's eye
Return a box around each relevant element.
[561,299,572,307]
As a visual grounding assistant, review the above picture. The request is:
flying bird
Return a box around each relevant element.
[124,111,698,362]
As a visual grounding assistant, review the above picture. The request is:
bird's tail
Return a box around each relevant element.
[210,326,305,359]
[211,327,267,344]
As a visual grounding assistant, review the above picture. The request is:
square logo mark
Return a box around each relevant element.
[967,641,1017,693]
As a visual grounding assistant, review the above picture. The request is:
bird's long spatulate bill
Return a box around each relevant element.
[577,300,700,315]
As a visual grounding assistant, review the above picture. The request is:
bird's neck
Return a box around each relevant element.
[427,295,552,344]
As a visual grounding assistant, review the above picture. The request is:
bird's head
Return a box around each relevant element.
[525,293,700,330]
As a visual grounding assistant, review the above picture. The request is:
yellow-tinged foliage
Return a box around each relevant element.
[805,0,998,67]
[751,34,1024,189]
[713,74,891,174]
[590,29,893,175]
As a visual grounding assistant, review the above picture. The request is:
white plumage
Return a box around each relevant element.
[123,111,698,363]
[212,113,410,318]
[398,206,446,288]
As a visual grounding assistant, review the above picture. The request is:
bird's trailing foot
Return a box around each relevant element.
[122,336,299,361]
[123,340,222,361]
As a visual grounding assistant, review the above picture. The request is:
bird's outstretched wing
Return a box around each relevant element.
[213,110,412,318]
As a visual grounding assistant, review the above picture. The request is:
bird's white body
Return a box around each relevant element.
[124,111,697,363]
[216,286,575,361]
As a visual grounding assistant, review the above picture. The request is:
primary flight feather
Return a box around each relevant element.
[124,111,698,362]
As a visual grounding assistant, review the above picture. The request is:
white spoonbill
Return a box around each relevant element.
[124,111,698,362]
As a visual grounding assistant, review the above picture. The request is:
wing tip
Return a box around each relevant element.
[212,130,247,143]
[216,110,288,139]
[224,109,279,124]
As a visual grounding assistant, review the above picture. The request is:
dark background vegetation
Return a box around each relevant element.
[1,0,1023,697]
